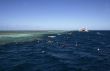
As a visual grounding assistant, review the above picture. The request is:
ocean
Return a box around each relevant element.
[0,31,110,71]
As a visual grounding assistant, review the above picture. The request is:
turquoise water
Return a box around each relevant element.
[0,31,65,45]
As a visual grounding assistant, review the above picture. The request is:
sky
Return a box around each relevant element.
[0,0,110,30]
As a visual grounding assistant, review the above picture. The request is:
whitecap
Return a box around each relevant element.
[48,36,56,38]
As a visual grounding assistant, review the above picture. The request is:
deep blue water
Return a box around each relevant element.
[0,31,110,71]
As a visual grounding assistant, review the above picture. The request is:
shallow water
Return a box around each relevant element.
[0,31,65,45]
[0,31,110,71]
[0,34,32,38]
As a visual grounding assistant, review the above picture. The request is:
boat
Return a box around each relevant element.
[79,27,89,32]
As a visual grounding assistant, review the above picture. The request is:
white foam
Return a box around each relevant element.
[96,32,103,35]
[97,48,100,51]
[48,36,56,38]
[41,51,45,53]
[75,42,78,47]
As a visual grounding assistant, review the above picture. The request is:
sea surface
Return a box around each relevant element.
[0,31,110,71]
